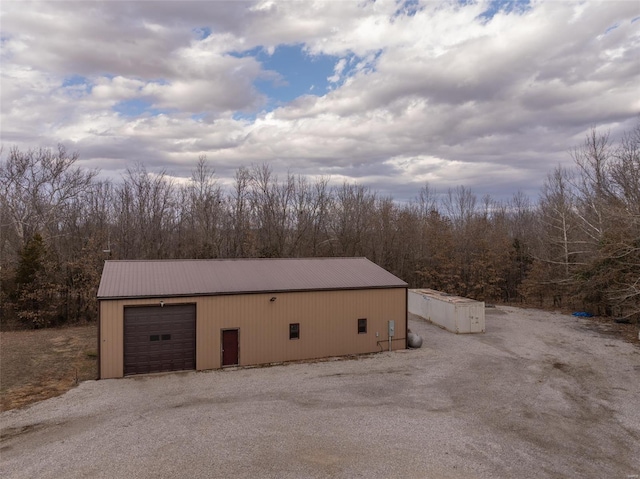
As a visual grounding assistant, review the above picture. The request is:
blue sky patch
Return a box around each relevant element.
[193,26,212,40]
[191,112,208,121]
[113,98,171,117]
[479,0,531,21]
[62,75,89,88]
[232,44,338,108]
[61,75,92,96]
[114,99,152,117]
[604,23,619,35]
[394,0,422,18]
[232,112,258,123]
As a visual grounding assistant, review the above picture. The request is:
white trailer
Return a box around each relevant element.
[408,289,485,334]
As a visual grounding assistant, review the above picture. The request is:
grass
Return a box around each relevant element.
[0,324,98,411]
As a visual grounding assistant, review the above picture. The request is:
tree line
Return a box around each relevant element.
[1,123,638,329]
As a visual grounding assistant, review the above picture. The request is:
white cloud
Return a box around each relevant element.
[1,0,638,202]
[328,58,347,84]
[92,77,146,102]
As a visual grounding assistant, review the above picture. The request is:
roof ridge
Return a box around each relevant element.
[105,257,369,263]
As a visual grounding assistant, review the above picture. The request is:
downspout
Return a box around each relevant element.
[405,287,408,350]
[97,299,101,380]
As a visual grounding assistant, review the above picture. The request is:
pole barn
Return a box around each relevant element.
[97,258,408,378]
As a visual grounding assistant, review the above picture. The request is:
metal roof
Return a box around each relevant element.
[97,257,408,299]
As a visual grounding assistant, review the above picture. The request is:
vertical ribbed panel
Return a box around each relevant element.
[100,289,406,377]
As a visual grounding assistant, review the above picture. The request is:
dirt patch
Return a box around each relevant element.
[502,301,640,345]
[0,325,98,411]
[579,315,640,344]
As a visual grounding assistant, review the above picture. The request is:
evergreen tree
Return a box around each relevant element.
[14,234,61,328]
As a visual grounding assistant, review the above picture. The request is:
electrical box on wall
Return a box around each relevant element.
[388,320,395,337]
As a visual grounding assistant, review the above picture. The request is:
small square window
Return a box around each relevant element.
[358,318,367,334]
[150,335,160,341]
[161,334,171,341]
[289,323,300,340]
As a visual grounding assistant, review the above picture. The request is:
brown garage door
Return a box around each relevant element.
[124,304,196,376]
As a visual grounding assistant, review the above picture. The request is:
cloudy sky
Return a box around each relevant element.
[1,0,639,201]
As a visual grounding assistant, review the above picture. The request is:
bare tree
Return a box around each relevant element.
[415,183,438,219]
[248,164,296,257]
[592,122,640,320]
[287,175,332,257]
[181,155,224,258]
[5,125,639,329]
[571,128,616,247]
[504,191,535,302]
[114,163,176,259]
[0,145,99,327]
[442,185,477,229]
[611,122,640,211]
[226,166,254,257]
[0,145,98,244]
[330,183,376,257]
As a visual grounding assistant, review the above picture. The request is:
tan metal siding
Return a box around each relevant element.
[100,288,406,379]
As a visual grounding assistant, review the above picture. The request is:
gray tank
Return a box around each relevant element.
[407,329,423,348]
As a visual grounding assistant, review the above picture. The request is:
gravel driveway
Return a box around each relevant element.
[1,306,639,478]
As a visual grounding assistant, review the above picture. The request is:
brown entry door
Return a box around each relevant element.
[221,329,239,366]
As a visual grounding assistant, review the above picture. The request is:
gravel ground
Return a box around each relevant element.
[1,306,639,479]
